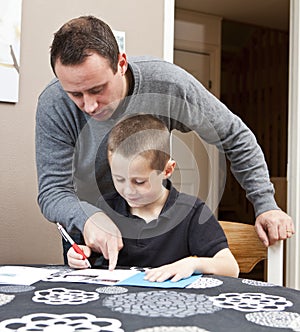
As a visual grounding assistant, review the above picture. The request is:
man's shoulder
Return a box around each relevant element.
[38,78,64,100]
[128,55,166,65]
[128,56,187,78]
[128,55,199,97]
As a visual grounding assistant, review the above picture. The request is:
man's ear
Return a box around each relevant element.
[118,53,128,75]
[163,159,176,178]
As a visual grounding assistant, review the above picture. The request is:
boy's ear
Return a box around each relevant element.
[164,159,176,178]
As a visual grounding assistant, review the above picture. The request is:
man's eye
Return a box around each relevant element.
[115,178,125,183]
[91,89,103,95]
[70,92,82,98]
[90,85,105,94]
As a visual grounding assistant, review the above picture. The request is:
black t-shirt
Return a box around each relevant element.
[95,180,228,268]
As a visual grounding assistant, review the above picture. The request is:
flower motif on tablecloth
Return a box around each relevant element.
[0,293,14,306]
[242,279,275,287]
[246,311,300,330]
[42,266,73,281]
[209,292,293,312]
[96,286,128,294]
[103,290,221,317]
[187,277,223,289]
[32,287,99,305]
[290,316,300,331]
[0,285,35,293]
[135,326,210,332]
[0,313,124,332]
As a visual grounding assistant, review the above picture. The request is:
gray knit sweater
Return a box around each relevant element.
[35,56,277,233]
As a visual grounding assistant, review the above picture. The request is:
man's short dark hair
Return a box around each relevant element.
[50,15,119,74]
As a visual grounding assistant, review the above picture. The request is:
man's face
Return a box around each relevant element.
[55,52,128,121]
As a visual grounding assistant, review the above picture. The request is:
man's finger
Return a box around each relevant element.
[108,246,118,271]
[107,237,123,271]
[255,223,269,247]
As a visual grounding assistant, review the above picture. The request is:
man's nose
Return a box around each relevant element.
[83,95,98,115]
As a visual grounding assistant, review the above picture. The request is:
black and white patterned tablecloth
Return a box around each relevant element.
[0,266,299,332]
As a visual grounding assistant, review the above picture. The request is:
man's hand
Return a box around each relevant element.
[255,210,295,247]
[83,212,123,270]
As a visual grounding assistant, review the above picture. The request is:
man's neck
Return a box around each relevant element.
[125,67,134,96]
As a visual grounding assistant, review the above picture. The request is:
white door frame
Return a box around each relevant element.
[163,0,175,62]
[174,39,221,213]
[286,0,300,290]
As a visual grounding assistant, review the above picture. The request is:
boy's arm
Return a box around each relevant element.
[144,248,239,282]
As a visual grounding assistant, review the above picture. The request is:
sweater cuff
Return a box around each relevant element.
[249,193,280,218]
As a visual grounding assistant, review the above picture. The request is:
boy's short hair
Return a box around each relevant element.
[50,15,119,74]
[108,114,171,172]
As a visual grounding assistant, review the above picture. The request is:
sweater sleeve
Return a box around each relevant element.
[35,82,100,233]
[166,63,279,217]
[191,86,278,217]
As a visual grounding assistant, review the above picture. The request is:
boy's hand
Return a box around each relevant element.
[144,257,197,282]
[67,245,92,269]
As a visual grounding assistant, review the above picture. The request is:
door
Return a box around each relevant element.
[172,49,218,211]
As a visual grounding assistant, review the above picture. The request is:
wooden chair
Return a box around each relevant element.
[219,220,283,285]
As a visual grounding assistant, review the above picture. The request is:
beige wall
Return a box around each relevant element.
[0,0,166,264]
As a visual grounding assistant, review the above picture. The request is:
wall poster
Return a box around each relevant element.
[0,0,22,103]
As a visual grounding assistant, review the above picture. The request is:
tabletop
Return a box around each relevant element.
[0,265,300,332]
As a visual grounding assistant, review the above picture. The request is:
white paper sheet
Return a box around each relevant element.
[0,266,59,285]
[46,268,139,286]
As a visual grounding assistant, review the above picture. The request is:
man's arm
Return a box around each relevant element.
[35,82,122,267]
[162,67,295,245]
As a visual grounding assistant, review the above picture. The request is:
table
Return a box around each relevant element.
[0,266,300,331]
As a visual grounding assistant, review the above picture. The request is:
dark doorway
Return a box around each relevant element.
[218,20,289,280]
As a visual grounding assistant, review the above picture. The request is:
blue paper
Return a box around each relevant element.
[116,272,202,288]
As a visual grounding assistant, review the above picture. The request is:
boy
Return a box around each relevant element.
[67,114,239,281]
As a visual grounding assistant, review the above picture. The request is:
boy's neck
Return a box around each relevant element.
[130,187,169,223]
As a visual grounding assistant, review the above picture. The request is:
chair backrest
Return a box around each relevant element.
[219,220,283,285]
[219,220,267,274]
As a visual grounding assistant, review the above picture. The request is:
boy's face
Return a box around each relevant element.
[109,153,166,208]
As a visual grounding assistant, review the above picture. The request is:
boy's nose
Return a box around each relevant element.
[123,184,135,196]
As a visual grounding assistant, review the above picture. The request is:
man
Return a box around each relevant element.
[35,15,294,270]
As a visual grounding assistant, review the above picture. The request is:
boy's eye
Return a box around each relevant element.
[114,177,125,183]
[135,180,146,185]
